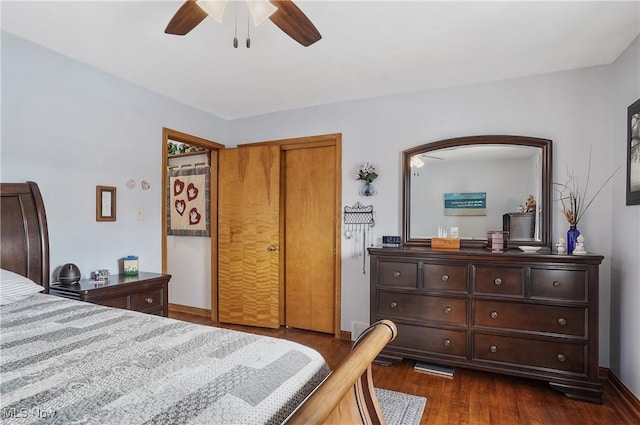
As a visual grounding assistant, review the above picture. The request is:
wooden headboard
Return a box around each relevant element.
[0,181,50,292]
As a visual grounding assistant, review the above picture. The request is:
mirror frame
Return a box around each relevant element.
[402,135,552,249]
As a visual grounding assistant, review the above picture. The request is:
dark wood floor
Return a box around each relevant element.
[170,311,637,425]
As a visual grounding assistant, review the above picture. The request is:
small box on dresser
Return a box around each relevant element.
[486,231,509,252]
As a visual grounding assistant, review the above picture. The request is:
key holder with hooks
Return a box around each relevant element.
[343,201,375,274]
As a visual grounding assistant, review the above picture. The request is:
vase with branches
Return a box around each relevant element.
[554,147,621,253]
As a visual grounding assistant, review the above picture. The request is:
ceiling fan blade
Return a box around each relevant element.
[269,0,321,47]
[165,0,208,35]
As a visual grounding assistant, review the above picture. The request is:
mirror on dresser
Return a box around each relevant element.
[402,135,552,249]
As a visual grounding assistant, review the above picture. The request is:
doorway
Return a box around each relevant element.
[161,128,224,319]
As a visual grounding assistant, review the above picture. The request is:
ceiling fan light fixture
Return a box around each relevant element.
[197,0,229,23]
[246,0,277,26]
[165,0,320,47]
[411,157,425,168]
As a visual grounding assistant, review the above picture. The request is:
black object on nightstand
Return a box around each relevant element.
[49,272,172,317]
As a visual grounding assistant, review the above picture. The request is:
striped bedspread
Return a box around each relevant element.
[0,294,330,424]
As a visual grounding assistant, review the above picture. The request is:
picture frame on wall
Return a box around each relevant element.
[627,98,640,205]
[96,185,117,221]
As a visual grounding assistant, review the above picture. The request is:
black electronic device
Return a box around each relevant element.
[382,235,401,247]
[58,263,81,285]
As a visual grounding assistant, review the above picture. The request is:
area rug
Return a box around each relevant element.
[376,388,427,425]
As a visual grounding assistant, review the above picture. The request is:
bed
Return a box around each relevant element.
[0,181,396,425]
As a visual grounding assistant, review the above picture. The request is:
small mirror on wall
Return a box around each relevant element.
[96,185,116,221]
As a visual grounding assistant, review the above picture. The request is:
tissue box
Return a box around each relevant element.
[123,256,139,276]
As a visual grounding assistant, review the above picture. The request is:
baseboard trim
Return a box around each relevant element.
[600,367,640,421]
[168,303,211,318]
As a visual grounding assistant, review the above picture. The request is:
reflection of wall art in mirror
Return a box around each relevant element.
[443,192,486,216]
[627,98,640,205]
[402,135,552,249]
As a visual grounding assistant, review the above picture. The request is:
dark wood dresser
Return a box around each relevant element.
[50,272,171,317]
[369,247,604,403]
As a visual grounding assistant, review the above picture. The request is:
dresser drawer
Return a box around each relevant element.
[377,292,467,325]
[99,296,129,309]
[473,266,524,297]
[423,263,467,292]
[390,322,467,358]
[530,268,587,302]
[132,289,164,312]
[474,301,587,337]
[473,333,587,374]
[377,261,418,288]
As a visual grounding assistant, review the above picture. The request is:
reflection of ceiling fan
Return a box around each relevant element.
[165,0,322,47]
[411,153,444,168]
[420,153,444,160]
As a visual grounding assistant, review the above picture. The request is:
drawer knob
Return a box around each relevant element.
[443,338,451,347]
[490,311,498,319]
[393,271,401,278]
[490,345,498,353]
[557,353,566,362]
[494,278,502,285]
[441,274,449,282]
[145,297,154,304]
[558,318,567,326]
[390,301,398,309]
[443,306,452,314]
[553,281,561,288]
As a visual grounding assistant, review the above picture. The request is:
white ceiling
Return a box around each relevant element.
[2,1,639,120]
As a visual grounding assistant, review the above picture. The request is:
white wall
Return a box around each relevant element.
[230,65,617,369]
[1,32,229,281]
[167,235,211,308]
[611,36,640,398]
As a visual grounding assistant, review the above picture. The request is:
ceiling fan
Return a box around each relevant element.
[165,0,322,47]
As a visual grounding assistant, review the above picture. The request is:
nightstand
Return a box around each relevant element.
[49,272,171,317]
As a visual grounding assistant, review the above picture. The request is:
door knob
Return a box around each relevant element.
[267,245,278,252]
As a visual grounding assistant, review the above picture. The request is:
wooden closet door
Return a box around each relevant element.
[285,146,336,333]
[218,145,280,328]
